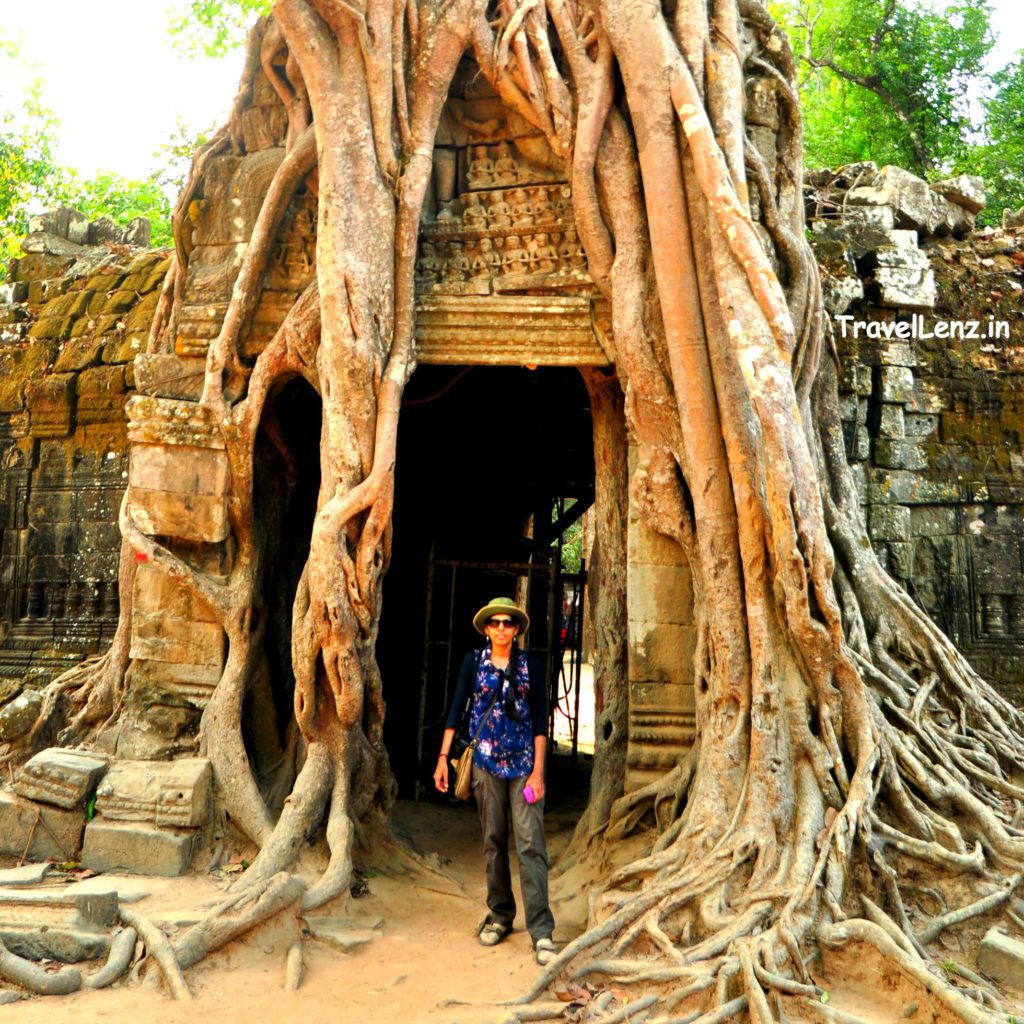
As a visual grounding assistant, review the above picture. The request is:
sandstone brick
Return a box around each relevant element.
[628,622,697,683]
[628,561,695,626]
[877,404,905,439]
[869,504,910,542]
[978,928,1024,990]
[15,747,111,809]
[878,366,915,404]
[81,820,197,877]
[0,791,85,860]
[910,506,957,537]
[129,612,225,668]
[129,443,230,497]
[874,439,927,471]
[95,758,212,828]
[127,486,230,543]
[0,689,43,742]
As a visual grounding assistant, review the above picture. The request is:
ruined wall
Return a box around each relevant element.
[0,213,167,706]
[810,164,1024,701]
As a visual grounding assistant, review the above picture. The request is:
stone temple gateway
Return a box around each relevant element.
[0,52,1021,878]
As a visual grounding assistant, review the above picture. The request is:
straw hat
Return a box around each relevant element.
[472,596,530,635]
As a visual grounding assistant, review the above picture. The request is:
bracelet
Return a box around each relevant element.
[438,753,448,760]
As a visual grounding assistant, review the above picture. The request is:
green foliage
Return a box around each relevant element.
[62,172,173,248]
[956,56,1024,224]
[0,38,189,279]
[170,0,271,57]
[0,42,69,272]
[774,0,995,175]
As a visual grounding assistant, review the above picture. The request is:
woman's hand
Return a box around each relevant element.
[433,755,449,793]
[525,769,545,802]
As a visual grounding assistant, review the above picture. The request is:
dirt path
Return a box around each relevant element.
[2,798,584,1024]
[3,797,1011,1024]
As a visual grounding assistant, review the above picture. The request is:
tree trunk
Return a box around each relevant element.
[17,1,1024,1018]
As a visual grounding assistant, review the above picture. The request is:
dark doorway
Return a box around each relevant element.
[378,365,595,797]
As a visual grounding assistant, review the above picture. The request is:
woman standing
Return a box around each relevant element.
[433,597,557,966]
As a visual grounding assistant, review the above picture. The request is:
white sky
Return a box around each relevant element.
[1,0,1021,184]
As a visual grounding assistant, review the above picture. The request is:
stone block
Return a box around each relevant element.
[879,342,917,368]
[0,281,28,303]
[0,688,43,742]
[95,758,212,828]
[306,918,381,953]
[844,205,895,231]
[133,354,209,400]
[931,175,985,215]
[868,470,960,505]
[127,486,230,543]
[54,337,104,372]
[877,404,905,439]
[878,366,915,405]
[0,863,51,886]
[877,166,949,236]
[887,541,914,578]
[0,889,115,963]
[129,611,226,667]
[129,443,230,497]
[853,425,871,461]
[122,658,220,709]
[823,274,863,316]
[26,371,76,437]
[874,438,927,471]
[88,217,124,245]
[21,232,88,258]
[978,928,1024,989]
[123,217,151,247]
[81,820,196,877]
[627,562,694,626]
[0,791,85,861]
[28,207,89,244]
[869,504,910,542]
[910,506,957,537]
[628,622,698,683]
[15,747,111,809]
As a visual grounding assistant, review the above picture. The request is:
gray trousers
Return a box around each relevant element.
[472,764,555,941]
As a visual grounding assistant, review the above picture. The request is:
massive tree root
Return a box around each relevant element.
[7,0,1024,1016]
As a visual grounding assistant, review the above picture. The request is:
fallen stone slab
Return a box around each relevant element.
[95,757,212,828]
[978,927,1024,990]
[81,820,197,877]
[931,174,985,214]
[0,989,26,1005]
[304,918,380,953]
[0,689,43,743]
[63,875,150,904]
[0,791,85,861]
[0,888,116,964]
[0,863,51,887]
[15,747,110,809]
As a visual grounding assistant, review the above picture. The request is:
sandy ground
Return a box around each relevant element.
[1,797,587,1024]
[2,792,1020,1024]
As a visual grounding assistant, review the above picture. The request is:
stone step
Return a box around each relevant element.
[0,887,116,963]
[15,747,110,809]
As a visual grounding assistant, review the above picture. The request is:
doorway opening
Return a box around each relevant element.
[378,364,596,801]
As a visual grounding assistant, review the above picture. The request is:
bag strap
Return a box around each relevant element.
[466,673,503,748]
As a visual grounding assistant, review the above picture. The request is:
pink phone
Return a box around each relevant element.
[523,785,536,804]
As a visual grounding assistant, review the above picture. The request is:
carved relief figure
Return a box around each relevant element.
[559,226,586,269]
[510,189,534,231]
[529,232,558,273]
[493,142,519,186]
[502,235,530,275]
[487,191,512,230]
[531,186,557,227]
[463,193,488,231]
[466,145,494,190]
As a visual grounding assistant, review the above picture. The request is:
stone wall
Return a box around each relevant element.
[0,214,167,697]
[809,163,1024,702]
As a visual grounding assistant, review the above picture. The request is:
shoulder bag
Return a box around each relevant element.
[450,666,502,800]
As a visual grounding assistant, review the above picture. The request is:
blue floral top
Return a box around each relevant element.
[445,642,548,779]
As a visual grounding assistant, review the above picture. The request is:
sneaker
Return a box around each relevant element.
[534,936,557,966]
[477,920,510,946]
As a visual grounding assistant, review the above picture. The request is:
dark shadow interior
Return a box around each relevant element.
[378,365,595,799]
[247,376,322,794]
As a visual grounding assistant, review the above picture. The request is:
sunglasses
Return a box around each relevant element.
[486,617,518,630]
